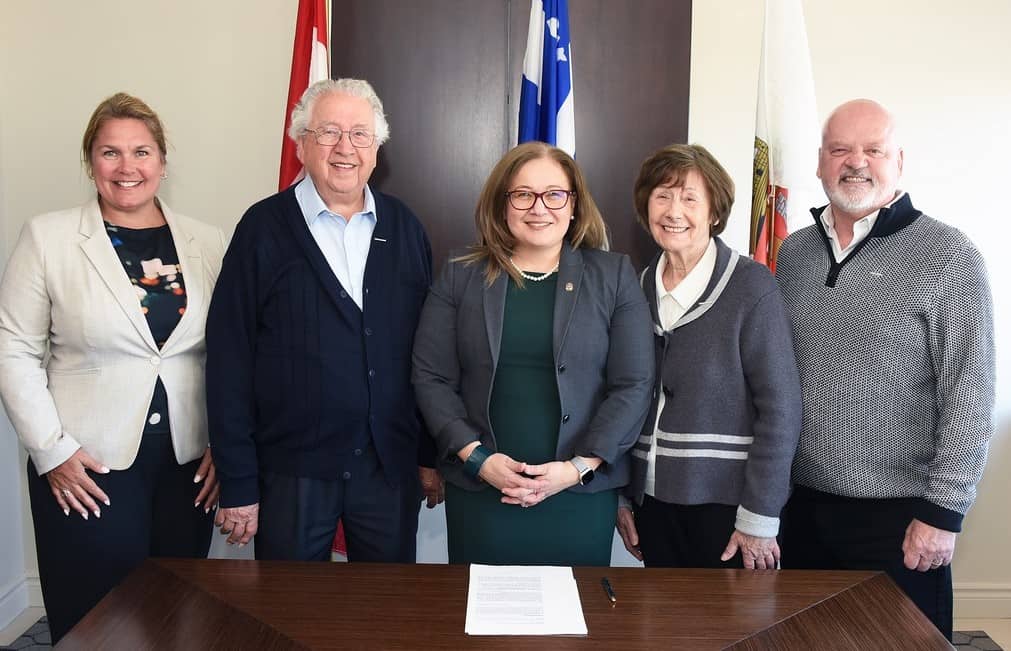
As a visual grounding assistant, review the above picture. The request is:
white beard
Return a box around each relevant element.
[825,183,882,215]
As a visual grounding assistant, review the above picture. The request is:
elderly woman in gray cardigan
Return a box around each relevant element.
[615,144,802,569]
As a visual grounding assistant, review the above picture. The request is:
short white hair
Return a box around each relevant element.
[287,78,390,145]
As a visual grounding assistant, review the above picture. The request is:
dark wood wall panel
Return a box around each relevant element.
[508,0,692,264]
[334,0,511,267]
[333,0,691,270]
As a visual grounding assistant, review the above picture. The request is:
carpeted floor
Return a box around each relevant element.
[956,629,1005,651]
[1,617,49,650]
[0,617,1003,649]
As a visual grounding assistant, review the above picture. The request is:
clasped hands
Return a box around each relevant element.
[477,452,579,508]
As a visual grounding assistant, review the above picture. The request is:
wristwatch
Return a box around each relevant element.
[569,457,595,485]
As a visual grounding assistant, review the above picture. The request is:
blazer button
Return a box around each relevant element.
[561,414,570,423]
[557,364,566,373]
[149,356,160,366]
[368,369,376,378]
[364,327,373,336]
[339,290,348,299]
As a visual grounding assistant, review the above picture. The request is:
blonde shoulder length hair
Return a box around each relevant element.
[457,141,608,286]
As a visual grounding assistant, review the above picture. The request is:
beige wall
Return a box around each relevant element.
[0,0,1007,625]
[0,1,296,243]
[0,0,297,623]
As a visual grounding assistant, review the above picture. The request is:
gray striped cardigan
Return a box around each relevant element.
[627,238,802,538]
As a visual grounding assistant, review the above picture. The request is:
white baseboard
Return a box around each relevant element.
[26,575,42,609]
[0,576,29,632]
[955,582,1011,619]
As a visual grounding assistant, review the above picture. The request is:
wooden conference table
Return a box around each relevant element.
[60,558,952,649]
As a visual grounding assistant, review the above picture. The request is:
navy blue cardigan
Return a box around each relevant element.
[207,186,433,508]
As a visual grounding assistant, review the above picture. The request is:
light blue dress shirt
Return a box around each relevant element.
[295,176,377,310]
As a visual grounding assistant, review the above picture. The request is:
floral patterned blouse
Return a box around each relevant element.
[105,222,186,435]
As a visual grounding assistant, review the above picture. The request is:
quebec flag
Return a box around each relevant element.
[518,0,575,155]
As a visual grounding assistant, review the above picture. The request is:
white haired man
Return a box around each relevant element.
[207,79,441,561]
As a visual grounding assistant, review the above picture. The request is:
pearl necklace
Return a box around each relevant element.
[509,257,558,282]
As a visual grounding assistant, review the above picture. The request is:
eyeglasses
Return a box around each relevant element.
[504,189,575,211]
[303,127,375,148]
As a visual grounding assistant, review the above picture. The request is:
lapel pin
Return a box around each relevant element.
[565,282,574,292]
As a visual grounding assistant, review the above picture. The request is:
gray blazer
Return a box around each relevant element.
[412,242,654,492]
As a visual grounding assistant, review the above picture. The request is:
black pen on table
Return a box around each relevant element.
[601,577,616,604]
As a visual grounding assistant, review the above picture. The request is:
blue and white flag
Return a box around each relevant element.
[518,0,575,155]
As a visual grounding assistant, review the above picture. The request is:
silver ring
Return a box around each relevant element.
[61,488,71,498]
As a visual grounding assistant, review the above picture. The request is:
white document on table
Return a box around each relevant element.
[464,564,588,636]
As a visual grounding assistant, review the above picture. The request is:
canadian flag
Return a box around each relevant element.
[278,0,345,558]
[278,0,330,191]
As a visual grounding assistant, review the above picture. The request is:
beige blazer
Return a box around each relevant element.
[0,198,227,474]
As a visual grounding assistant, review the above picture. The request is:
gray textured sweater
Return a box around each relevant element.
[776,194,995,531]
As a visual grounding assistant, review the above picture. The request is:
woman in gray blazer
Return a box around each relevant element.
[412,142,654,565]
[0,93,227,642]
[615,144,801,570]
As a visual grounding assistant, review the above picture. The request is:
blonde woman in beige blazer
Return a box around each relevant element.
[0,93,226,643]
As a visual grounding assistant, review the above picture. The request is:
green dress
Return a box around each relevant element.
[445,273,617,566]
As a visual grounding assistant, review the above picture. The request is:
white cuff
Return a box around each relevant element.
[735,505,779,538]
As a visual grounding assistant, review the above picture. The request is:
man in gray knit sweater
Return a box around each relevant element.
[776,99,995,640]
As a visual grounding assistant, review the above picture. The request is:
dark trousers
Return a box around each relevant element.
[255,444,420,562]
[781,485,953,640]
[27,432,213,643]
[635,496,745,568]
